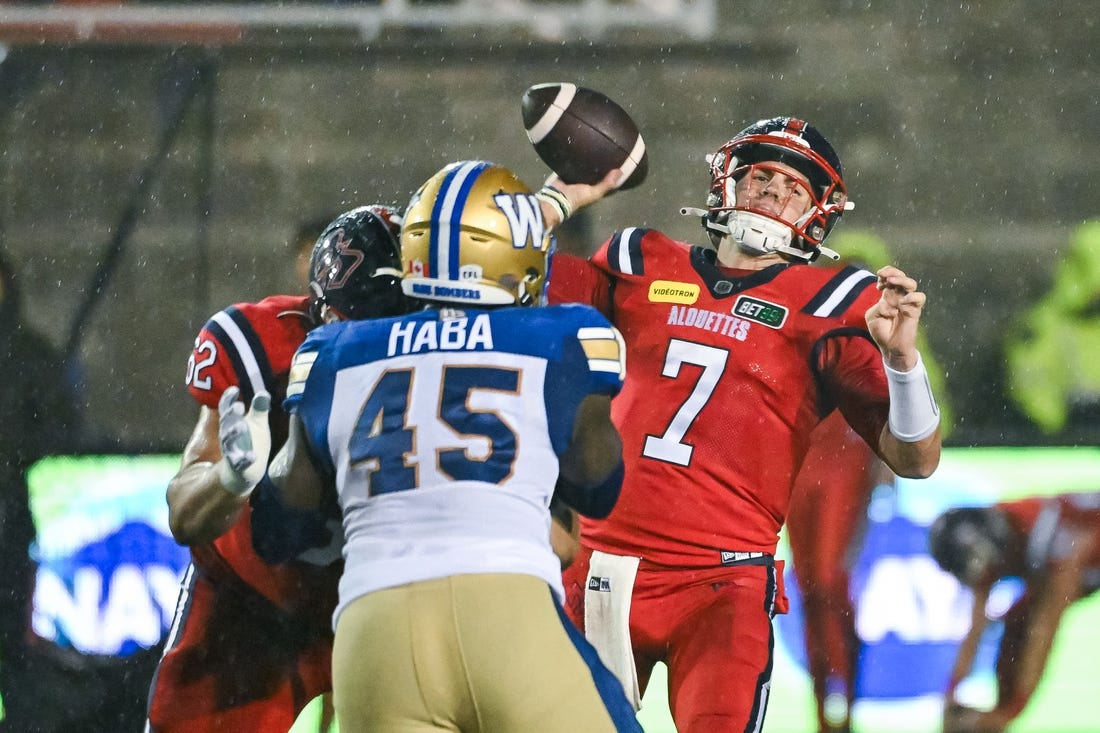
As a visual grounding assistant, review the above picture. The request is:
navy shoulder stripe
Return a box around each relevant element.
[206,306,276,403]
[605,227,648,275]
[800,265,877,318]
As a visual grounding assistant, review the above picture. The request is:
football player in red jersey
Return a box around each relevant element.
[145,205,409,733]
[930,493,1100,733]
[786,409,884,733]
[536,116,942,733]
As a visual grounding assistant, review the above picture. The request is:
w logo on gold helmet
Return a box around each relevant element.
[400,160,552,307]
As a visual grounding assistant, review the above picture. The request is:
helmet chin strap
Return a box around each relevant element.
[679,207,839,264]
[725,211,799,259]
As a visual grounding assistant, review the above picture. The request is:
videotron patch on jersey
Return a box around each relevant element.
[648,280,700,304]
[732,295,788,329]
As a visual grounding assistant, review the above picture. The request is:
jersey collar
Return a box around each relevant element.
[689,246,791,299]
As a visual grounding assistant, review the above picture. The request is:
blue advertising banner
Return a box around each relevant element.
[27,454,190,656]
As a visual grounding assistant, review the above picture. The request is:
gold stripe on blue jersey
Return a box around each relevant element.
[578,326,625,377]
[286,351,319,397]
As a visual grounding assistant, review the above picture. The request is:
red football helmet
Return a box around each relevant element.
[691,117,852,262]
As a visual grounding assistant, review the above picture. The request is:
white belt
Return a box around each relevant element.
[584,550,642,710]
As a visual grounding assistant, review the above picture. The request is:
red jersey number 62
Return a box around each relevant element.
[185,337,217,391]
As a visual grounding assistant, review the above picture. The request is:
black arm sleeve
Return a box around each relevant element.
[553,459,624,519]
[250,473,333,564]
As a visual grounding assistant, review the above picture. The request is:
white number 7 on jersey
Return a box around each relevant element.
[642,339,728,467]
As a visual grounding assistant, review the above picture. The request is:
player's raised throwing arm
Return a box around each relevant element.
[537,170,623,230]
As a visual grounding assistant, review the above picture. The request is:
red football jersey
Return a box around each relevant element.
[184,294,340,616]
[549,230,890,565]
[1000,493,1100,586]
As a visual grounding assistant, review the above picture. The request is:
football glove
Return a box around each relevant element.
[215,386,271,496]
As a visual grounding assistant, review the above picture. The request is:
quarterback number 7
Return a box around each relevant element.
[642,339,727,467]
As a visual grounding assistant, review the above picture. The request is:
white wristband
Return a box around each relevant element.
[884,352,940,442]
[536,184,574,227]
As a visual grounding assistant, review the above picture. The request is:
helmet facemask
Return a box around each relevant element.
[708,148,850,264]
[720,160,821,261]
[682,118,854,265]
[928,507,1014,587]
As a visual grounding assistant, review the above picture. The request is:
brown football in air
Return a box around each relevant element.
[521,82,648,190]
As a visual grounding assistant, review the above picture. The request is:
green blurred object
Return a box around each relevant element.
[1006,219,1100,434]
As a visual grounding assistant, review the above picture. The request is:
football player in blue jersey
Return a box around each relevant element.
[222,160,643,733]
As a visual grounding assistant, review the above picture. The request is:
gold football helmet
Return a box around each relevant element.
[400,160,552,307]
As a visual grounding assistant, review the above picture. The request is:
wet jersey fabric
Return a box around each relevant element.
[148,294,338,733]
[1000,492,1100,593]
[284,303,625,625]
[182,294,341,610]
[549,229,890,564]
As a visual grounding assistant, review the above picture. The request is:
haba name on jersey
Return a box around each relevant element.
[285,314,495,399]
[388,312,494,356]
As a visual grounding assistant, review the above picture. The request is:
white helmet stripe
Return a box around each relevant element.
[525,82,577,144]
[432,161,486,281]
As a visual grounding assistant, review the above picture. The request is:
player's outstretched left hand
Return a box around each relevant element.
[215,386,272,496]
[865,265,927,371]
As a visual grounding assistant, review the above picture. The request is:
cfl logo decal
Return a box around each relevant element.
[459,264,485,281]
[494,193,547,250]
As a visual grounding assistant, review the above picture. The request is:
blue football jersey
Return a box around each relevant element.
[284,303,624,622]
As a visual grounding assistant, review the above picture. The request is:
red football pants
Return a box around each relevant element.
[563,545,787,733]
[146,564,332,733]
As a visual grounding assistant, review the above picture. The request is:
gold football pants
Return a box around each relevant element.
[332,573,640,732]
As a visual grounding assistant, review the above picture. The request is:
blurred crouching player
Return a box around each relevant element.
[930,492,1100,733]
